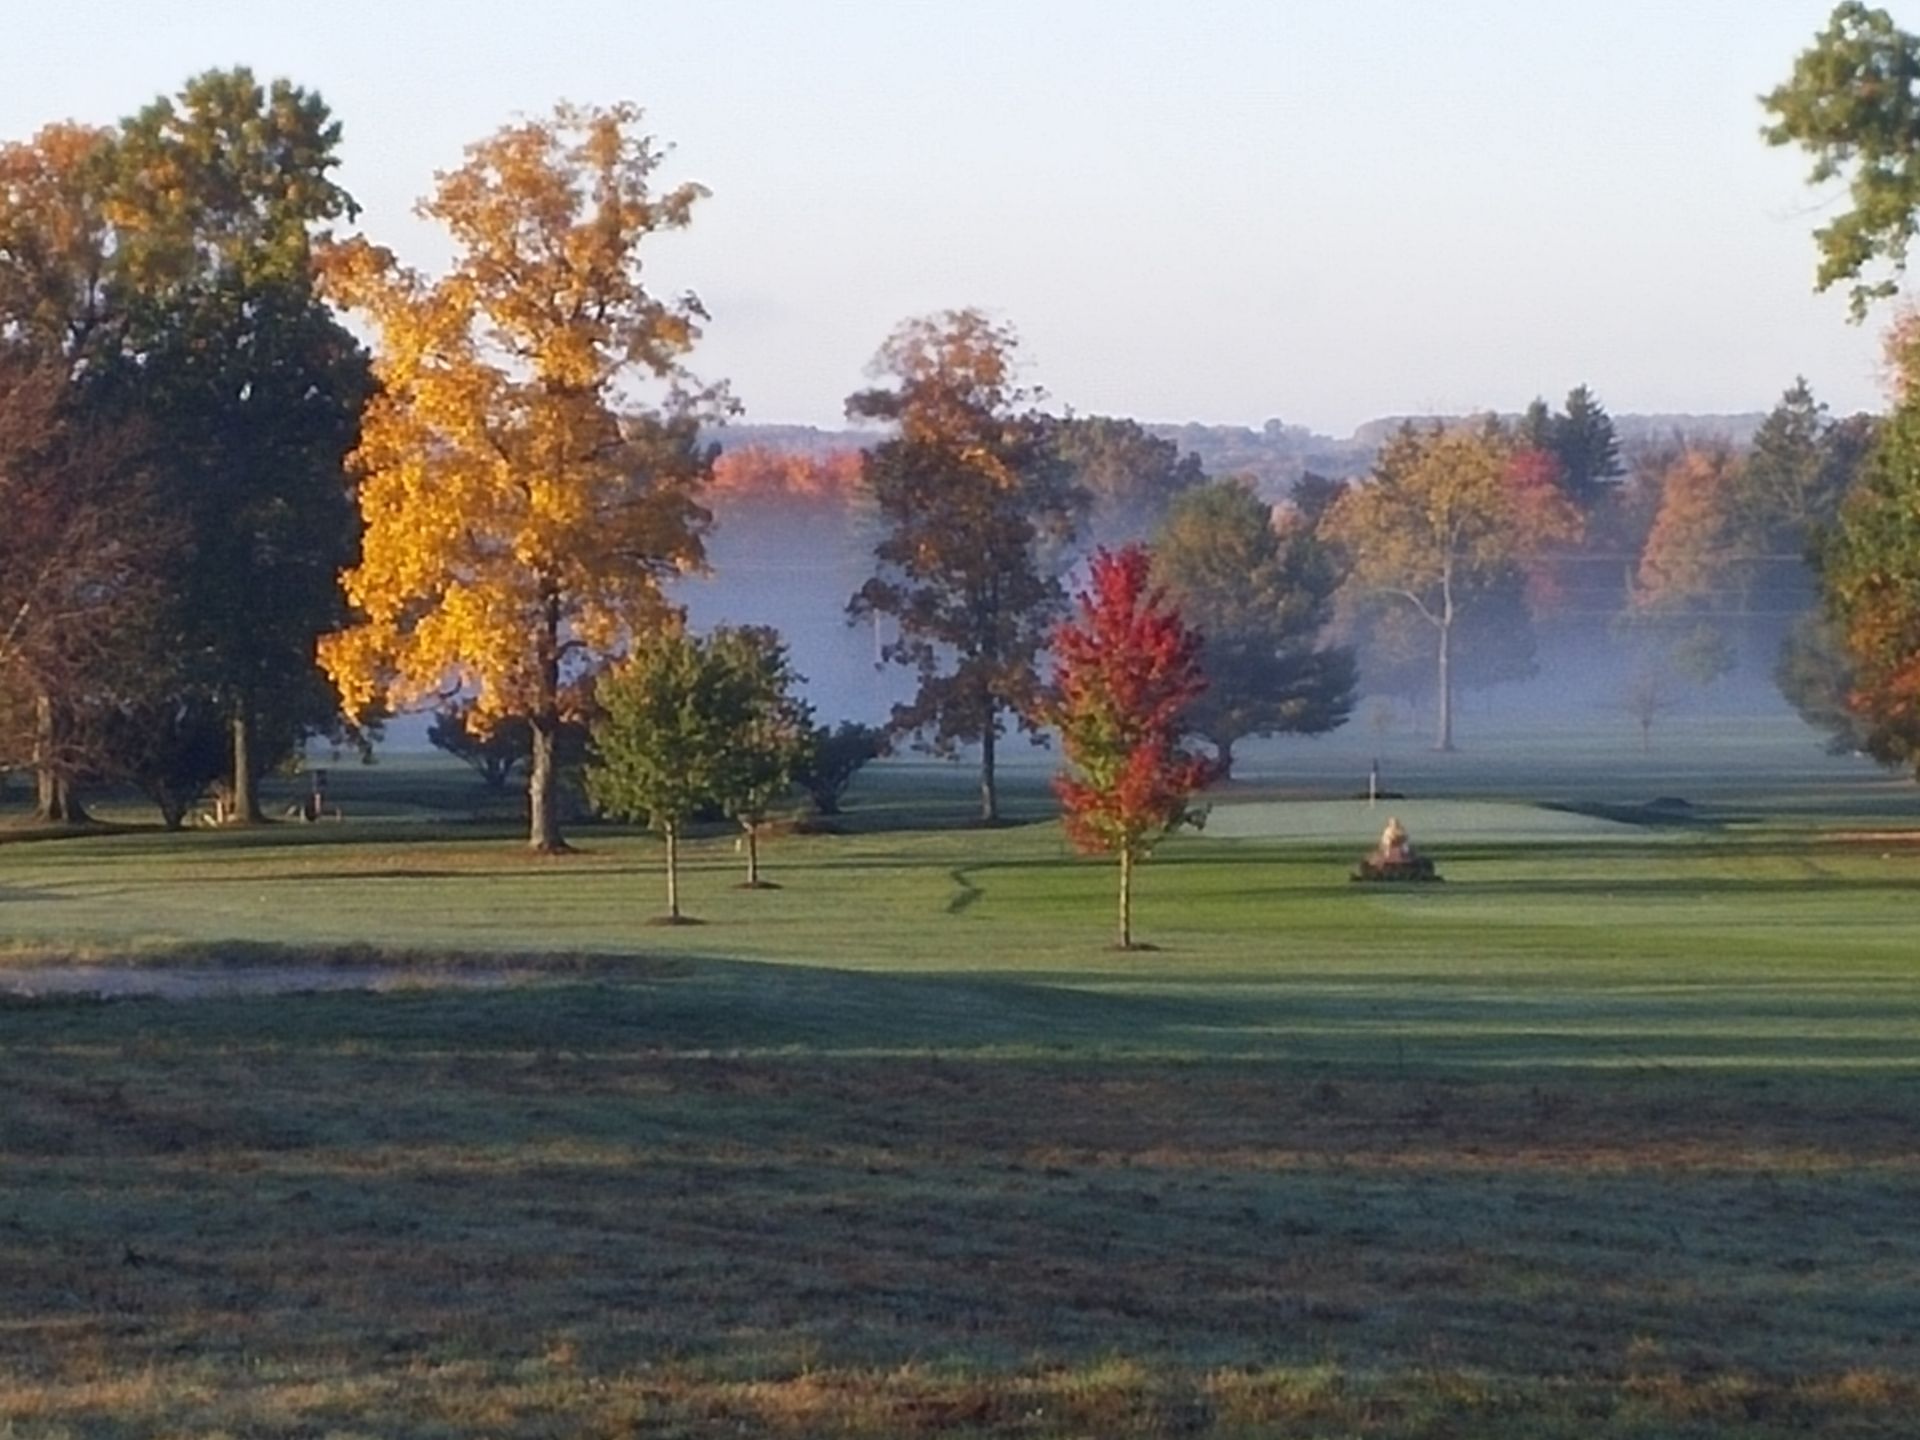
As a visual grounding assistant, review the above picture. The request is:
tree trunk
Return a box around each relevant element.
[1118,846,1134,950]
[745,822,760,886]
[31,692,87,824]
[527,718,567,853]
[228,707,263,824]
[1215,736,1234,781]
[155,788,188,832]
[1433,555,1457,752]
[665,822,681,920]
[980,718,999,824]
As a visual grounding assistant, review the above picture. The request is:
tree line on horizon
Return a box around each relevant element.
[7,4,1920,886]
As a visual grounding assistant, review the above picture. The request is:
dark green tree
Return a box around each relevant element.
[792,721,886,816]
[1764,3,1920,317]
[1152,479,1355,776]
[106,69,371,823]
[1517,397,1554,452]
[1549,385,1623,507]
[93,694,229,829]
[1741,379,1863,555]
[428,701,589,792]
[848,310,1083,822]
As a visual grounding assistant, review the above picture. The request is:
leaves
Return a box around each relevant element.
[586,623,810,832]
[1329,425,1582,626]
[1764,3,1920,317]
[847,310,1084,814]
[1151,479,1355,770]
[320,103,722,846]
[1820,372,1920,773]
[1045,546,1217,862]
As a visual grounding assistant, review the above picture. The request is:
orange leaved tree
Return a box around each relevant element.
[1046,546,1217,950]
[320,102,722,851]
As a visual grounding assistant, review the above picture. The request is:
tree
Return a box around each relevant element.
[708,627,812,888]
[0,350,162,822]
[0,124,142,820]
[0,75,369,825]
[429,705,528,791]
[1047,415,1204,546]
[1517,397,1554,452]
[92,694,229,829]
[1817,359,1920,774]
[587,624,806,917]
[1764,3,1920,317]
[848,310,1083,822]
[1045,547,1216,950]
[1635,444,1748,615]
[1151,479,1354,776]
[110,70,371,822]
[1327,425,1580,750]
[1776,612,1873,754]
[1350,564,1541,713]
[792,720,886,816]
[322,102,721,852]
[427,701,590,792]
[1549,385,1623,508]
[1742,380,1854,553]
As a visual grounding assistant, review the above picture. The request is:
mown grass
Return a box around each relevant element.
[0,726,1916,1435]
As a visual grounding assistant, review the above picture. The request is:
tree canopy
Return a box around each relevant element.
[322,101,721,851]
[1327,425,1580,750]
[1151,479,1354,775]
[1046,546,1216,950]
[1818,357,1920,774]
[848,309,1083,822]
[587,623,807,916]
[1765,3,1920,317]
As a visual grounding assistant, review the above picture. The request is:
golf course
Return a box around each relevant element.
[0,716,1914,1438]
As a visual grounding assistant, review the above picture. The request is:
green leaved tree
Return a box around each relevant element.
[1765,3,1920,317]
[1151,478,1355,776]
[587,624,809,918]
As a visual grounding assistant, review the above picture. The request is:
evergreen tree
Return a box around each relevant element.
[1549,385,1622,508]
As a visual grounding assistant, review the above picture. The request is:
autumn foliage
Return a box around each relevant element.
[708,447,863,509]
[319,102,719,851]
[1047,546,1217,949]
[1327,425,1581,750]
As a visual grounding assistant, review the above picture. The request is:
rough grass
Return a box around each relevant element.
[0,725,1916,1435]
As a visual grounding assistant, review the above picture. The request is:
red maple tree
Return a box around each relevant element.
[1046,545,1218,949]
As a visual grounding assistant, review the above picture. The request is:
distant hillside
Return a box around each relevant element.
[706,409,1777,500]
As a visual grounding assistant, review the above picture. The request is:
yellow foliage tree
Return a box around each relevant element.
[321,102,722,851]
[1327,425,1580,751]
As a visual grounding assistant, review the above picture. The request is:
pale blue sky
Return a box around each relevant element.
[4,0,1893,432]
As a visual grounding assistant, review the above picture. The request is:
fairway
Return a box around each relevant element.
[1201,797,1649,843]
[1,730,1917,1438]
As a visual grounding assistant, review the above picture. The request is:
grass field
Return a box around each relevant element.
[0,717,1916,1436]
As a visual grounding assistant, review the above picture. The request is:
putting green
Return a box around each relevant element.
[1199,797,1654,843]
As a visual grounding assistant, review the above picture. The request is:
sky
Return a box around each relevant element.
[2,0,1896,435]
